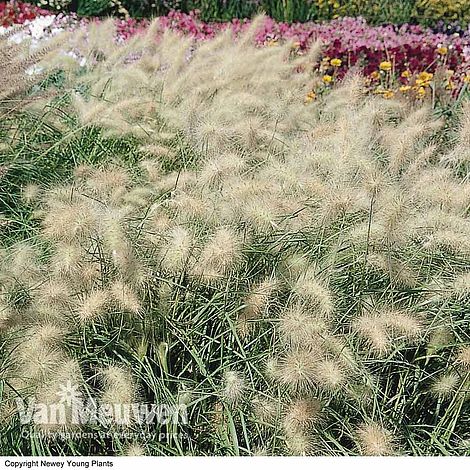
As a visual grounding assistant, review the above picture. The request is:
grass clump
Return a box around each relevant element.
[0,20,470,456]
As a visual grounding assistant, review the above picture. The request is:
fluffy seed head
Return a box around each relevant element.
[35,280,72,311]
[292,268,334,317]
[236,278,278,338]
[42,200,96,243]
[14,328,66,385]
[32,324,66,347]
[77,290,110,323]
[276,348,318,391]
[278,304,329,346]
[193,227,242,282]
[34,358,84,433]
[102,217,135,276]
[455,347,470,370]
[382,310,423,339]
[7,242,42,283]
[221,370,246,404]
[243,278,278,319]
[21,184,41,205]
[100,365,137,426]
[451,272,470,297]
[160,226,193,274]
[169,191,210,223]
[283,397,322,434]
[110,281,141,315]
[282,252,311,280]
[285,430,315,456]
[86,168,130,197]
[353,313,390,354]
[431,372,460,398]
[264,357,279,381]
[355,422,396,456]
[198,154,246,188]
[314,359,346,391]
[426,326,454,356]
[50,244,83,278]
[252,396,280,424]
[139,159,162,183]
[122,443,146,456]
[354,308,422,355]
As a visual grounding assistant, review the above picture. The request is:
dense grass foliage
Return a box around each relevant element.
[1,19,470,457]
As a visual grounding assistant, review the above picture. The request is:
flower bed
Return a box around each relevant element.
[2,2,469,98]
[157,12,470,95]
[0,0,49,26]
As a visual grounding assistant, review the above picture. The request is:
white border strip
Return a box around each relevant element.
[0,457,469,470]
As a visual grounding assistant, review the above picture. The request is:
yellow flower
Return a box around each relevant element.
[330,58,342,67]
[370,71,380,80]
[401,70,411,78]
[399,85,412,92]
[416,71,433,87]
[379,61,392,71]
[322,74,333,84]
[416,87,426,98]
[464,74,470,84]
[383,90,395,99]
[266,39,278,47]
[417,71,433,82]
[437,46,448,55]
[305,91,316,103]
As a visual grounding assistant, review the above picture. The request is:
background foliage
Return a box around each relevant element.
[28,0,470,25]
